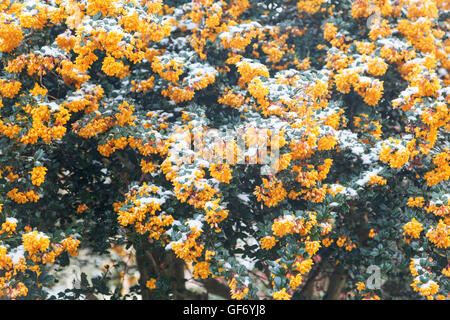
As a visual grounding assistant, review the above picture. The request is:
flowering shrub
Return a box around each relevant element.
[0,0,449,300]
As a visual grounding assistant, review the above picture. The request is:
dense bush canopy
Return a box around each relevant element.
[0,0,449,300]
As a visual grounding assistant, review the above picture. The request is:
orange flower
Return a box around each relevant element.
[407,197,425,208]
[146,278,157,290]
[30,167,47,186]
[260,236,277,250]
[209,163,232,184]
[403,218,423,239]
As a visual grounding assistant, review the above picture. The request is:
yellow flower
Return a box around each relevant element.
[426,220,450,248]
[254,178,287,208]
[356,281,366,292]
[260,236,277,250]
[22,231,50,256]
[146,278,157,290]
[272,288,291,300]
[205,250,215,261]
[229,278,249,300]
[76,204,88,214]
[29,83,48,97]
[336,235,346,247]
[30,166,47,186]
[272,215,296,237]
[323,23,337,42]
[403,218,423,239]
[0,21,24,53]
[1,218,17,234]
[317,136,337,151]
[305,240,321,256]
[101,56,130,79]
[367,175,387,186]
[289,273,303,290]
[297,0,325,15]
[293,258,313,274]
[209,163,232,184]
[0,79,22,98]
[61,237,80,256]
[140,160,157,173]
[407,197,425,208]
[322,237,334,247]
[193,261,211,279]
[366,57,388,77]
[354,79,384,106]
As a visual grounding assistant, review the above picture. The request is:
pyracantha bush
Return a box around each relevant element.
[0,0,449,300]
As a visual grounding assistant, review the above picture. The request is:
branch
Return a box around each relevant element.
[299,261,322,299]
[324,266,347,300]
[200,278,231,299]
[145,251,160,277]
